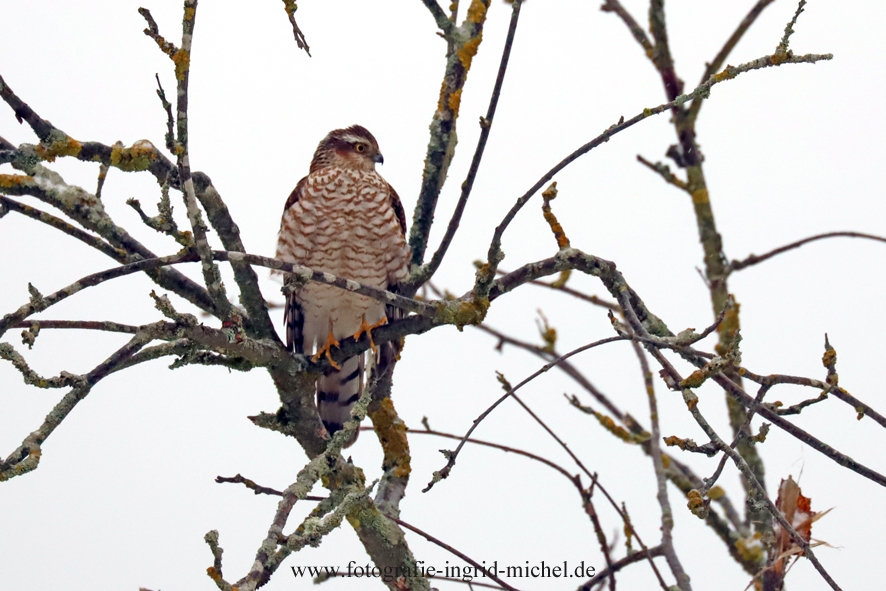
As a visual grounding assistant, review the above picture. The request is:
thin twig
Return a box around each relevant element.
[429,345,671,589]
[423,335,626,492]
[687,0,775,124]
[599,0,653,55]
[387,515,522,591]
[475,323,625,421]
[631,339,690,589]
[659,357,841,590]
[474,50,833,298]
[583,489,616,591]
[216,473,325,501]
[409,0,490,267]
[776,0,807,55]
[1,329,155,480]
[729,231,886,271]
[281,0,311,56]
[579,546,665,591]
[11,320,140,333]
[401,427,578,484]
[419,0,454,36]
[0,196,125,262]
[412,0,523,288]
[636,155,687,190]
[0,249,436,342]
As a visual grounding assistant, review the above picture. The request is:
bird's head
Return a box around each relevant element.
[310,125,384,172]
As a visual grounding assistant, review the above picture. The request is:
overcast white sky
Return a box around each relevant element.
[1,1,884,590]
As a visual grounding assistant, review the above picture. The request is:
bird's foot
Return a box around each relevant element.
[312,324,342,369]
[353,314,387,352]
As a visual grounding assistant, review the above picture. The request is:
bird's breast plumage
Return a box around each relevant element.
[276,167,409,348]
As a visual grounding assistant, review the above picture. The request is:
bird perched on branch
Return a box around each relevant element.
[276,125,409,441]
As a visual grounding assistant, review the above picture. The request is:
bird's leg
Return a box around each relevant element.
[312,319,342,369]
[353,314,387,352]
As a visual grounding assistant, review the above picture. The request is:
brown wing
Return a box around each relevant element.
[280,176,308,352]
[387,182,407,236]
[376,182,408,377]
[284,176,308,211]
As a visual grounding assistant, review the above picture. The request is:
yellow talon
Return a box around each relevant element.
[353,314,387,352]
[312,321,342,369]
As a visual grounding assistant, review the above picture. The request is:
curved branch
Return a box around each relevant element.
[686,0,775,124]
[0,196,125,261]
[0,329,155,481]
[0,249,438,342]
[11,319,139,333]
[411,0,523,288]
[729,231,886,271]
[419,0,454,35]
[423,335,627,492]
[386,515,522,591]
[475,323,625,421]
[474,50,833,298]
[409,0,491,267]
[579,546,665,591]
[0,165,216,314]
[404,426,577,484]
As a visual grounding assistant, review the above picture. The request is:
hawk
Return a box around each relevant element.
[276,125,409,441]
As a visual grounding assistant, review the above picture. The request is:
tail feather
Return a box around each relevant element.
[375,291,404,379]
[317,354,363,445]
[284,285,304,353]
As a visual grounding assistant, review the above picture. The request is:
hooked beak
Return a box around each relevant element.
[372,153,384,165]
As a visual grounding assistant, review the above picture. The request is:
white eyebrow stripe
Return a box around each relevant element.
[340,134,366,144]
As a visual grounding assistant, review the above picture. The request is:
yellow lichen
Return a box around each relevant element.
[457,34,483,70]
[184,6,196,21]
[436,78,448,112]
[173,48,190,81]
[0,174,33,189]
[691,188,709,204]
[663,435,682,448]
[551,269,571,288]
[465,0,488,24]
[770,52,788,66]
[708,485,725,500]
[718,298,741,343]
[686,489,705,514]
[680,370,705,389]
[109,140,158,172]
[822,348,836,367]
[596,413,632,442]
[735,533,764,563]
[713,68,736,83]
[448,88,462,115]
[437,297,489,330]
[35,136,82,161]
[368,398,412,479]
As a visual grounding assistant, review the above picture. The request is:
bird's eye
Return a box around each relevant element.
[355,143,366,153]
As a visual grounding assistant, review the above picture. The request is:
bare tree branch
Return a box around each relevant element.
[687,0,775,124]
[729,231,886,272]
[419,0,455,36]
[389,515,522,591]
[474,50,833,298]
[409,0,491,267]
[281,0,311,56]
[412,0,523,288]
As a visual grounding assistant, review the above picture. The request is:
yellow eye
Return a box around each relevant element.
[355,143,366,153]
